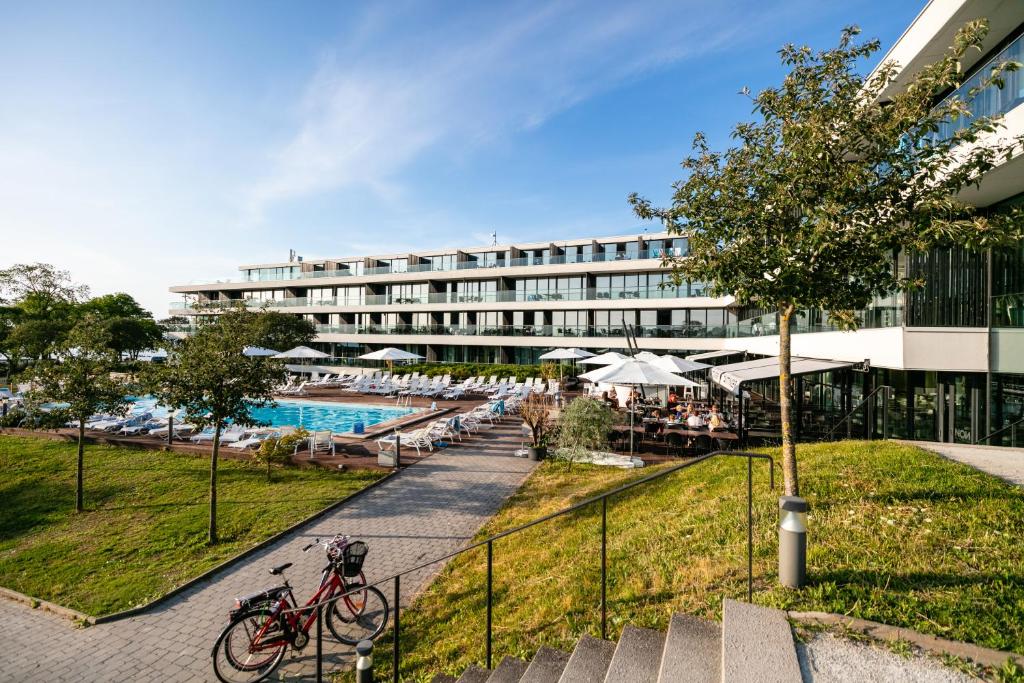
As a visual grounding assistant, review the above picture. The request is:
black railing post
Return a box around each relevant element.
[486,540,493,669]
[601,496,607,640]
[393,576,400,683]
[747,455,753,603]
[882,386,890,439]
[394,428,401,469]
[316,602,324,683]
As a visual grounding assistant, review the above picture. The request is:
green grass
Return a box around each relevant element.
[0,435,385,616]
[363,441,1024,682]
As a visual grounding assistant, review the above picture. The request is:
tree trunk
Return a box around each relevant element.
[779,305,799,496]
[209,423,220,544]
[76,419,85,513]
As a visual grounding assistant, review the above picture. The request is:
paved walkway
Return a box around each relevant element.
[901,440,1024,487]
[0,421,536,682]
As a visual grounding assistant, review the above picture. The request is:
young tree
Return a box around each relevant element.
[145,308,287,543]
[30,315,129,512]
[630,22,1024,496]
[555,397,616,470]
[253,429,308,482]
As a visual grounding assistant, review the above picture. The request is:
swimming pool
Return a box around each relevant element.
[129,397,418,434]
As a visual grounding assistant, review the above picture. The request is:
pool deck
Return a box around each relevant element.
[1,394,509,472]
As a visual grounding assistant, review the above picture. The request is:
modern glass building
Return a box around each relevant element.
[168,0,1024,446]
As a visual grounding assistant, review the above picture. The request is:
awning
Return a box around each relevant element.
[686,349,744,361]
[710,356,854,393]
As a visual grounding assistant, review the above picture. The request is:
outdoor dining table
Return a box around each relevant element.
[613,422,739,441]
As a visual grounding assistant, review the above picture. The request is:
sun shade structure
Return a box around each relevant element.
[633,351,661,362]
[358,348,425,361]
[272,345,332,360]
[652,354,711,374]
[686,349,744,361]
[579,359,700,388]
[243,346,280,357]
[578,351,629,366]
[711,356,854,393]
[538,348,596,360]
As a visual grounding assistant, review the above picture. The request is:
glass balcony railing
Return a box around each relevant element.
[993,292,1024,328]
[935,30,1024,142]
[170,285,700,311]
[191,248,676,287]
[163,322,730,339]
[727,295,904,337]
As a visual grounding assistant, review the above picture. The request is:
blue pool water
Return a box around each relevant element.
[128,397,417,433]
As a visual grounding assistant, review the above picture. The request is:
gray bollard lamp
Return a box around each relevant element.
[778,495,808,589]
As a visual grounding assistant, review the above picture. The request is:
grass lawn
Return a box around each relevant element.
[370,441,1024,682]
[0,435,385,616]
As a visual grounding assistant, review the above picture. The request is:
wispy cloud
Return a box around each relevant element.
[245,0,747,220]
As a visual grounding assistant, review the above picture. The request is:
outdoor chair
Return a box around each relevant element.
[307,430,336,457]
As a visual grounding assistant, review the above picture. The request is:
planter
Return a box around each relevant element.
[528,446,547,461]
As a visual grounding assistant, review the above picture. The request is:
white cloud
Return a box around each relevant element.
[245,0,746,220]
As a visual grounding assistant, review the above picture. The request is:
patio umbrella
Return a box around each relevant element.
[634,351,661,362]
[538,347,596,381]
[243,345,280,357]
[578,351,628,366]
[272,345,331,360]
[580,358,700,453]
[359,347,425,373]
[652,354,711,374]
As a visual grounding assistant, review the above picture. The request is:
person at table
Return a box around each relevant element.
[668,391,679,407]
[686,410,706,429]
[625,389,640,410]
[672,403,685,421]
[707,406,726,431]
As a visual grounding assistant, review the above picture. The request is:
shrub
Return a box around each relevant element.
[520,394,552,448]
[252,428,309,482]
[555,397,616,469]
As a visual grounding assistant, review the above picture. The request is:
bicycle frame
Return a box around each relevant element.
[247,566,364,652]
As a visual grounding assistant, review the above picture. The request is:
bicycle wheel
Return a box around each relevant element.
[325,584,389,645]
[212,606,288,683]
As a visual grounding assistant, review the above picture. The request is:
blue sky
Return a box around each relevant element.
[0,0,923,316]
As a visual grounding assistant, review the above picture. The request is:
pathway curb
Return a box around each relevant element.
[789,611,1024,669]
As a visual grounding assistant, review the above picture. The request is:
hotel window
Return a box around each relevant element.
[337,286,364,305]
[624,241,639,260]
[244,289,285,302]
[647,240,665,258]
[307,287,333,304]
[387,283,427,303]
[552,310,586,334]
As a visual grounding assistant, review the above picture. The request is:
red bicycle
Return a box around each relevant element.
[212,535,390,683]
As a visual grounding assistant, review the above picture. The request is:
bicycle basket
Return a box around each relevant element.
[340,541,368,578]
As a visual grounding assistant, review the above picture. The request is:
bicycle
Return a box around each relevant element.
[212,535,390,683]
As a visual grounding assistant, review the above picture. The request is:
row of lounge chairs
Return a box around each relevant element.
[374,393,528,456]
[273,370,561,402]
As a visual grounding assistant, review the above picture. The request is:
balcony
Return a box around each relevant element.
[170,285,703,311]
[935,29,1024,143]
[186,248,676,287]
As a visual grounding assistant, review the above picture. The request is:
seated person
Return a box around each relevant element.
[686,411,706,429]
[607,388,618,405]
[668,391,679,406]
[672,403,685,420]
[706,408,726,431]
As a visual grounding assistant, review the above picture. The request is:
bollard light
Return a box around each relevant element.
[779,496,808,589]
[355,639,374,683]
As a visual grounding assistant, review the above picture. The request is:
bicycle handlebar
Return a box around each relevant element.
[302,535,350,553]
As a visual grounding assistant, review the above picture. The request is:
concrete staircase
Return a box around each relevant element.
[433,599,802,683]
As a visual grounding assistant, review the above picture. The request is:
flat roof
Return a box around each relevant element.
[710,356,854,393]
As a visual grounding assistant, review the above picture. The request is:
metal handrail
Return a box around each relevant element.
[823,385,893,441]
[975,416,1024,446]
[278,449,774,682]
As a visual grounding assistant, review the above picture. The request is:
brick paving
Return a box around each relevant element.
[0,420,535,682]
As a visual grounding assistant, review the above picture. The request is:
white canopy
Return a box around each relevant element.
[358,347,425,361]
[580,359,700,387]
[243,346,280,357]
[686,349,743,361]
[578,351,629,366]
[633,351,661,362]
[273,345,331,360]
[538,347,596,361]
[710,356,854,393]
[653,354,710,373]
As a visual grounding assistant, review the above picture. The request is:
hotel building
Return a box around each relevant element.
[169,0,1024,447]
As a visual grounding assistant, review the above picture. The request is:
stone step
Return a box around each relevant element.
[721,599,802,683]
[557,634,617,683]
[657,613,721,683]
[488,656,529,682]
[604,625,666,683]
[521,646,571,682]
[458,665,492,683]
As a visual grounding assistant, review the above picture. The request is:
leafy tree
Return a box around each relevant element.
[630,22,1024,496]
[555,397,616,470]
[144,307,287,543]
[249,309,317,351]
[252,428,308,482]
[29,315,129,512]
[81,293,163,360]
[0,262,89,304]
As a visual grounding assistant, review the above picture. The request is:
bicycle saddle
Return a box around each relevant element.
[268,562,293,575]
